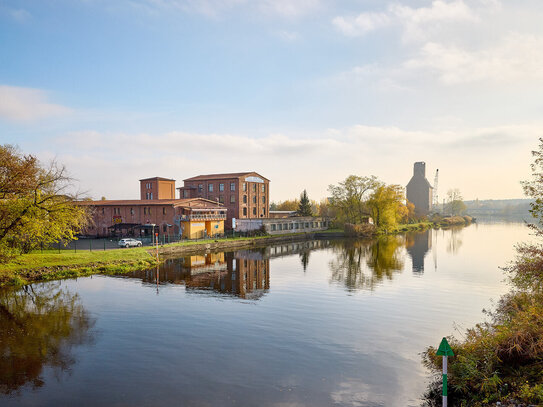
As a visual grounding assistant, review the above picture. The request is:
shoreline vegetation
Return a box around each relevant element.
[0,216,473,288]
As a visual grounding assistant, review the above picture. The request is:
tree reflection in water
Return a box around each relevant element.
[0,282,95,395]
[329,236,405,291]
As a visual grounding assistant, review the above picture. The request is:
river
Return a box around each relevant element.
[0,221,532,406]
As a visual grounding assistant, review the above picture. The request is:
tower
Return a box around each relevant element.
[406,162,433,215]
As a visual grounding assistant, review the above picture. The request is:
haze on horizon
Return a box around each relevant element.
[1,0,541,202]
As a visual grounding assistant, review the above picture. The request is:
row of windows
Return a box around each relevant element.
[144,182,153,189]
[145,192,154,199]
[197,182,266,193]
[241,207,266,216]
[270,221,328,231]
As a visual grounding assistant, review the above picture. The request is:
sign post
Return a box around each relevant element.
[436,337,454,407]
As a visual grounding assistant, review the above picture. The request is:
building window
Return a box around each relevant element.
[102,208,105,215]
[208,184,213,192]
[144,208,147,215]
[183,190,189,198]
[219,196,224,203]
[243,207,247,216]
[243,183,247,192]
[163,207,166,215]
[262,185,265,192]
[252,207,256,215]
[219,183,224,191]
[163,224,167,232]
[243,195,247,203]
[198,184,203,192]
[262,196,265,204]
[230,195,235,203]
[253,196,256,204]
[130,208,134,215]
[252,184,256,192]
[262,208,266,216]
[271,224,276,231]
[150,193,153,200]
[230,182,235,191]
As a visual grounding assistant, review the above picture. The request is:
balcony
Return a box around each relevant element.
[179,214,227,221]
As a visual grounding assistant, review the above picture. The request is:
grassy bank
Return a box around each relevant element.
[0,233,319,288]
[0,247,158,287]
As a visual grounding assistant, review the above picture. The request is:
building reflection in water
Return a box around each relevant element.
[0,282,95,395]
[405,229,433,274]
[125,240,330,299]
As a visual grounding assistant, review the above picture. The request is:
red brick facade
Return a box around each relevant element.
[178,172,270,227]
[140,177,176,200]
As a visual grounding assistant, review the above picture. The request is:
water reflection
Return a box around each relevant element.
[125,241,330,299]
[405,229,432,273]
[0,282,94,395]
[329,236,405,291]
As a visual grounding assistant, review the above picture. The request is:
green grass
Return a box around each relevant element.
[0,246,157,288]
[0,232,321,287]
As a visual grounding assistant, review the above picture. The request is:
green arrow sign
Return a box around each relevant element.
[436,337,454,357]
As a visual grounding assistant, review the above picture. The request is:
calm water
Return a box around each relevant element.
[0,222,532,406]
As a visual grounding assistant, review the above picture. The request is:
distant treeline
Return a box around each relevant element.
[463,198,533,218]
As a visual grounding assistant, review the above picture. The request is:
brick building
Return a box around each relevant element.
[79,198,226,239]
[177,172,270,227]
[139,177,176,200]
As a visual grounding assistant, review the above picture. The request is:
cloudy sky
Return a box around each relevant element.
[1,0,541,201]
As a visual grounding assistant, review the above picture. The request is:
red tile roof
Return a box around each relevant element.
[76,198,224,208]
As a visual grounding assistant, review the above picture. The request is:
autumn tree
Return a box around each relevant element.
[297,190,313,216]
[0,145,89,261]
[445,188,467,216]
[275,199,299,211]
[522,137,543,234]
[328,175,378,224]
[366,184,408,231]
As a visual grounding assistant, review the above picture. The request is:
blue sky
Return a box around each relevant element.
[1,0,542,201]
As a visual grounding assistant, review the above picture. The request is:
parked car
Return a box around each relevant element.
[118,238,143,248]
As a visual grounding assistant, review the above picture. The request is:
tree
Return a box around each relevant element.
[366,184,408,231]
[297,190,313,216]
[0,145,89,261]
[328,175,379,224]
[445,188,467,216]
[276,199,299,211]
[522,137,543,234]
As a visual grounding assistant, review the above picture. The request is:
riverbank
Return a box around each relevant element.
[0,219,472,288]
[0,231,342,288]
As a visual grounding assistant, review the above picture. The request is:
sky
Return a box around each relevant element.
[1,0,541,202]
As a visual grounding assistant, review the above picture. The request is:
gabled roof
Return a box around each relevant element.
[183,172,270,182]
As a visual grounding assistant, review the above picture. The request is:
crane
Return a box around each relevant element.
[433,169,439,208]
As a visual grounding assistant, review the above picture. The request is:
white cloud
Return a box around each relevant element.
[404,33,543,84]
[333,1,478,39]
[332,12,390,37]
[0,85,72,121]
[54,124,534,201]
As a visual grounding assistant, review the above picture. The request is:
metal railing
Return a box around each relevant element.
[179,214,227,221]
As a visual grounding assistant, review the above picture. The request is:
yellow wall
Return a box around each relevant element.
[181,220,225,239]
[206,220,224,236]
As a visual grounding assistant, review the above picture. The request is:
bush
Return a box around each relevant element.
[344,223,377,237]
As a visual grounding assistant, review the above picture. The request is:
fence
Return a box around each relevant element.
[46,230,257,252]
